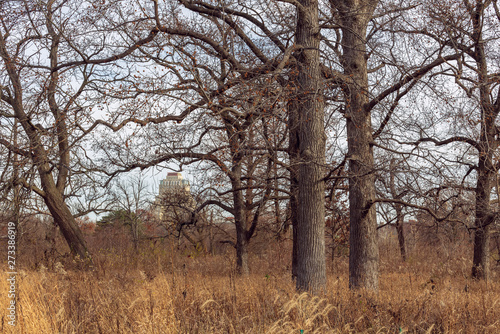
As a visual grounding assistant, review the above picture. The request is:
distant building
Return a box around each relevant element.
[159,172,190,194]
[154,173,194,222]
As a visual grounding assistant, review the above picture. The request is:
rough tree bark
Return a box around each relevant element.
[332,0,380,290]
[469,0,497,281]
[473,162,493,280]
[295,0,327,293]
[288,98,300,281]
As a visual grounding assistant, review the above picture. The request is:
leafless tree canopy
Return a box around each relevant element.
[1,0,500,291]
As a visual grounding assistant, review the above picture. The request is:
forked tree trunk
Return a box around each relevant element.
[41,172,91,261]
[1,26,91,263]
[20,106,90,262]
[333,0,380,291]
[295,0,327,293]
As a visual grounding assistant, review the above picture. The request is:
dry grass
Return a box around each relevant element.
[1,240,500,333]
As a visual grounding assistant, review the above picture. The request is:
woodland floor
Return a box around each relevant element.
[1,238,500,333]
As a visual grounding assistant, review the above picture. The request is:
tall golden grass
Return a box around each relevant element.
[1,238,499,333]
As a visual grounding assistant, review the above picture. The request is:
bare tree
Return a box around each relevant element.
[0,1,93,260]
[94,29,280,275]
[291,0,328,292]
[376,158,412,261]
[321,0,468,290]
[327,0,381,290]
[0,0,159,261]
[88,0,467,291]
[109,173,152,250]
[401,0,500,280]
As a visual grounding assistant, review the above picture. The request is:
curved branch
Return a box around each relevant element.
[366,53,462,112]
[53,27,161,72]
[410,136,480,151]
[194,199,234,216]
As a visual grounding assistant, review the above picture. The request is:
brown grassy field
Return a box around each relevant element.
[1,236,500,333]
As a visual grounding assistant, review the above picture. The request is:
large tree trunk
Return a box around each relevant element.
[472,224,491,280]
[472,157,493,280]
[333,0,380,291]
[470,0,496,280]
[235,230,250,275]
[295,0,327,293]
[231,166,250,276]
[288,98,300,281]
[41,171,91,261]
[26,112,91,262]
